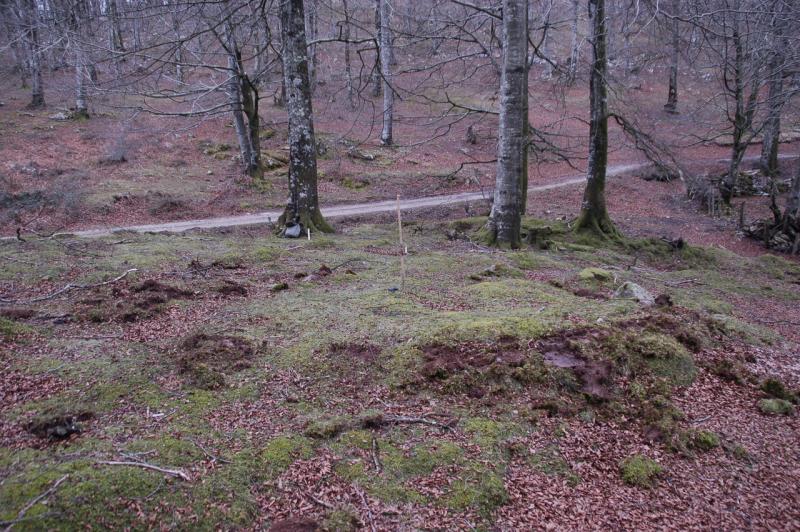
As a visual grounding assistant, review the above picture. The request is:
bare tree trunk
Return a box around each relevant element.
[173,12,184,83]
[279,0,332,234]
[133,15,142,52]
[74,46,89,118]
[575,0,616,236]
[483,0,528,248]
[379,0,394,145]
[108,0,124,54]
[225,23,259,178]
[342,0,355,109]
[372,1,382,97]
[721,13,759,206]
[664,1,679,113]
[305,0,317,92]
[760,56,783,177]
[786,163,800,219]
[24,0,45,108]
[566,0,580,85]
[760,9,786,178]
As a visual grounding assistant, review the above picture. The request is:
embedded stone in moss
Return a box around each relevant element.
[758,398,794,416]
[619,455,663,487]
[304,417,350,439]
[578,267,612,282]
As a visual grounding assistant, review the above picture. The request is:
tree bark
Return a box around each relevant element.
[108,0,125,54]
[483,0,528,248]
[305,0,317,92]
[379,0,394,145]
[760,10,786,178]
[574,0,617,237]
[566,0,580,85]
[24,0,45,108]
[279,0,332,234]
[785,163,800,219]
[760,56,783,177]
[225,23,261,178]
[74,47,89,118]
[372,1,382,97]
[721,6,759,206]
[664,1,679,113]
[342,0,355,109]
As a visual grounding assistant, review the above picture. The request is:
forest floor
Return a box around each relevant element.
[1,216,799,530]
[2,62,800,530]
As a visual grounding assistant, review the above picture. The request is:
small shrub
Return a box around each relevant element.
[760,378,795,402]
[620,455,663,487]
[758,398,794,416]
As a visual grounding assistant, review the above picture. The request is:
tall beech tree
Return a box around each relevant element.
[574,0,617,237]
[483,0,528,248]
[379,0,394,145]
[278,0,332,235]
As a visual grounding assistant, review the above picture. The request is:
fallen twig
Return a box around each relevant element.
[188,438,231,464]
[357,488,378,532]
[96,460,190,481]
[371,436,382,472]
[381,414,455,431]
[1,474,69,531]
[0,268,138,304]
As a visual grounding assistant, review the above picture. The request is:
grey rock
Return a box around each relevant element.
[613,282,655,306]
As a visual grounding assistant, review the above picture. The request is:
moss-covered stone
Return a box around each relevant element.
[578,267,613,282]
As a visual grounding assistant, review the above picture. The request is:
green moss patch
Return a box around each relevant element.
[758,398,794,416]
[620,455,663,487]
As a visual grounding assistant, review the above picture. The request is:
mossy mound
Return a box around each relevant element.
[620,455,663,487]
[758,399,794,416]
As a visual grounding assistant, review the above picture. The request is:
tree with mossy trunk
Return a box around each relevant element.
[483,0,529,248]
[574,0,618,238]
[277,0,332,236]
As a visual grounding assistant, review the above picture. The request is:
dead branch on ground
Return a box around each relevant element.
[0,269,138,304]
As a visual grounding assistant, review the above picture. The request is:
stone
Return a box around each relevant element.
[613,282,655,306]
[284,223,302,238]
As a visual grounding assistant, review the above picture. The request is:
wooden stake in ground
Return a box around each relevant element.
[396,194,406,291]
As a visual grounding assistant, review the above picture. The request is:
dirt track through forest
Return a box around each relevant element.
[11,154,798,239]
[43,162,649,238]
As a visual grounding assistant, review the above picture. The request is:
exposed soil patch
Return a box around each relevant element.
[536,329,614,401]
[132,279,194,299]
[420,337,528,381]
[328,342,380,363]
[268,518,320,532]
[215,279,249,297]
[176,332,255,389]
[25,411,93,440]
[0,307,36,320]
[75,279,194,322]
